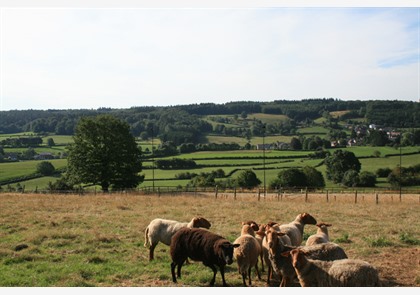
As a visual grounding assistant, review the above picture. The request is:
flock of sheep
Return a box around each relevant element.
[143,213,381,287]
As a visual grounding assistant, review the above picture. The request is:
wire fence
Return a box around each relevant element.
[2,185,419,204]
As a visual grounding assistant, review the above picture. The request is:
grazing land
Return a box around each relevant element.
[0,192,418,287]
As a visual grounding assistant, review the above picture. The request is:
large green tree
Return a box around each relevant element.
[236,170,261,189]
[67,115,143,192]
[325,150,361,184]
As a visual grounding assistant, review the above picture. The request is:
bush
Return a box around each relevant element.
[36,161,56,176]
[376,167,392,178]
[358,171,376,187]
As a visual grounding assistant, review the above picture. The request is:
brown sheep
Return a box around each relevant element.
[170,227,239,286]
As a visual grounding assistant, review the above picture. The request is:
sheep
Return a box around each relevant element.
[285,247,380,287]
[305,222,332,246]
[144,216,211,261]
[279,212,317,246]
[267,228,348,287]
[264,225,294,286]
[233,224,262,286]
[254,224,266,272]
[242,221,265,271]
[170,227,239,287]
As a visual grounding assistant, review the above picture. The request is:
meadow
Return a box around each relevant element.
[0,192,418,287]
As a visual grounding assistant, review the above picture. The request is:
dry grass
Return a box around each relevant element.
[0,192,419,287]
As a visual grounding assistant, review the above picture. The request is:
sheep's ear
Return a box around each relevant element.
[281,251,291,257]
[281,245,295,253]
[326,223,332,227]
[232,243,240,248]
[278,231,286,236]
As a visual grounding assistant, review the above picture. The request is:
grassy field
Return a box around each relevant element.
[0,192,418,287]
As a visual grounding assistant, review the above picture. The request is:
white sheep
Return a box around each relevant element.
[305,222,332,246]
[279,212,317,246]
[285,248,380,287]
[144,216,211,261]
[233,223,262,286]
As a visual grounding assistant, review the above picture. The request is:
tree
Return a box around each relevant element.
[270,168,307,188]
[36,161,56,176]
[302,166,325,188]
[341,170,360,187]
[325,150,361,184]
[67,115,143,192]
[236,170,261,189]
[358,171,377,187]
[47,138,55,147]
[290,137,302,150]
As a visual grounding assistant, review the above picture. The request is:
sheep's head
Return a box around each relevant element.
[265,227,288,255]
[299,213,317,225]
[218,241,240,265]
[192,217,211,229]
[242,220,259,232]
[288,248,307,270]
[240,224,255,237]
[316,222,332,228]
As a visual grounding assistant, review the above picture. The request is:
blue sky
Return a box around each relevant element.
[0,2,419,110]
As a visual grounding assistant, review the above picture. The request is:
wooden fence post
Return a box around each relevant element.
[215,185,218,199]
[277,188,280,201]
[258,188,261,201]
[326,190,329,202]
[234,187,237,200]
[354,190,358,204]
[305,188,308,202]
[376,193,379,205]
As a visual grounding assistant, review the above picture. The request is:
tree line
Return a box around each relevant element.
[1,99,419,143]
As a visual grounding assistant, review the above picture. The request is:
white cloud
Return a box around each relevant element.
[1,7,419,110]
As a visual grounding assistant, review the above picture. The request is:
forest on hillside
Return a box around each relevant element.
[1,99,419,146]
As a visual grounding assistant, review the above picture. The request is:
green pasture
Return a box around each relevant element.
[0,159,67,182]
[42,135,73,145]
[0,132,35,138]
[204,134,294,145]
[296,125,329,135]
[2,145,420,191]
[247,113,289,124]
[4,146,67,155]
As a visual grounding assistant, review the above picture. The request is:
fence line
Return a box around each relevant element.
[2,185,419,204]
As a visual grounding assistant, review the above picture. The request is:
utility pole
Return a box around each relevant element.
[151,125,155,193]
[399,144,402,202]
[263,124,266,196]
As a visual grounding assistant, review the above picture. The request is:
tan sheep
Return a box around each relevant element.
[279,213,317,246]
[305,222,332,246]
[268,241,348,287]
[233,223,262,286]
[263,224,292,285]
[285,248,380,287]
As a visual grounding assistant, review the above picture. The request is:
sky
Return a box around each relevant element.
[0,1,419,111]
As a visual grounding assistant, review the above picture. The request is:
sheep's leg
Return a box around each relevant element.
[219,265,229,287]
[171,262,177,283]
[242,272,247,286]
[260,254,265,272]
[248,267,252,286]
[206,264,218,286]
[255,262,261,280]
[266,264,272,285]
[149,242,157,261]
[177,263,182,278]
